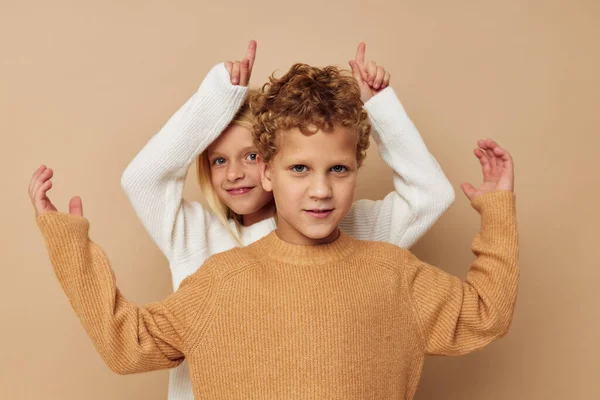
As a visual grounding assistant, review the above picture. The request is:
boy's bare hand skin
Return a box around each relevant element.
[28,165,83,217]
[224,40,256,86]
[461,139,515,201]
[349,42,391,103]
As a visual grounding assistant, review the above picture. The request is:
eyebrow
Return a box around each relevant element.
[281,157,355,167]
[209,146,257,158]
[238,146,257,154]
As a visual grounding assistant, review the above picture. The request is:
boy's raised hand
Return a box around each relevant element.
[461,139,514,201]
[28,165,83,217]
[349,42,391,103]
[224,40,256,87]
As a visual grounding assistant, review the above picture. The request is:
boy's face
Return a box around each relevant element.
[259,125,358,245]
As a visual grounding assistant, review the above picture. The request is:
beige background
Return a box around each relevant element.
[2,0,599,399]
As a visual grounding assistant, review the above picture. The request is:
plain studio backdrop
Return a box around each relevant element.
[1,1,599,399]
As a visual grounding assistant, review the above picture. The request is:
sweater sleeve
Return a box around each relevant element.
[36,212,214,375]
[403,191,519,356]
[340,87,455,248]
[120,63,247,263]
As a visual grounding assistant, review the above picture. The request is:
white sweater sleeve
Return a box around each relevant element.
[120,63,247,262]
[340,87,455,248]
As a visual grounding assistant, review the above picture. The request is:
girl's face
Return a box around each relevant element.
[208,124,275,225]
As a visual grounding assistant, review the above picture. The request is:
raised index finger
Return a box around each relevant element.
[245,40,257,70]
[355,42,366,67]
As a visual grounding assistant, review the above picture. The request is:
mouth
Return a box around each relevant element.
[304,209,334,219]
[226,187,255,196]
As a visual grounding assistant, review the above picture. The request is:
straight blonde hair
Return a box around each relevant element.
[195,90,258,246]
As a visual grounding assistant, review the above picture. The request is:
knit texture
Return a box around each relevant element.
[120,63,455,291]
[120,63,455,398]
[37,191,518,400]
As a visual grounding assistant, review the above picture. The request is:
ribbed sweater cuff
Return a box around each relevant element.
[471,191,516,217]
[37,212,89,242]
[363,87,408,144]
[36,212,91,278]
[199,62,248,113]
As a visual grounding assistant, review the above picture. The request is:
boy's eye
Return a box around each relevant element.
[331,165,348,173]
[291,165,308,173]
[245,153,258,162]
[212,157,226,165]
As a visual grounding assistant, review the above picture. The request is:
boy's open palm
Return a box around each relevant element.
[28,165,83,217]
[461,139,514,201]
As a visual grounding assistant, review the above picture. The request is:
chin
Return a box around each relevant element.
[227,204,253,216]
[301,225,338,241]
[227,201,270,217]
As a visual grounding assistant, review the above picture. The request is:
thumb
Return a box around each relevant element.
[460,183,476,201]
[224,61,233,77]
[69,196,83,217]
[348,60,364,83]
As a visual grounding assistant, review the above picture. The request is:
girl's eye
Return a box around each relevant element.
[212,157,226,165]
[331,165,348,173]
[245,153,258,162]
[292,165,308,173]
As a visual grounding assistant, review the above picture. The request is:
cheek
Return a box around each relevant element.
[335,178,357,206]
[253,183,271,198]
[272,175,300,203]
[210,168,224,189]
[283,186,305,208]
[247,164,263,182]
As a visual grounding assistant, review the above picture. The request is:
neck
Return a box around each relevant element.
[241,199,276,226]
[251,229,359,266]
[275,227,341,246]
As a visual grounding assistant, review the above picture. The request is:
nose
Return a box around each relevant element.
[307,173,333,200]
[226,160,245,182]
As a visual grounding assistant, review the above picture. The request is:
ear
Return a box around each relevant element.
[257,155,273,192]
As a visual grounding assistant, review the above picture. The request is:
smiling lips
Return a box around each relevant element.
[304,209,334,219]
[226,187,255,196]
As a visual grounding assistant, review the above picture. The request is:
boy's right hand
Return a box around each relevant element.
[224,40,256,87]
[28,165,83,217]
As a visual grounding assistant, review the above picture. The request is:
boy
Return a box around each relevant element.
[30,63,518,399]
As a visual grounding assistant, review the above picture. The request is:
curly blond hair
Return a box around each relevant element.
[250,63,371,166]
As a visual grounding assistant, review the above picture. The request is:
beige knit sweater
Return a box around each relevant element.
[37,191,519,399]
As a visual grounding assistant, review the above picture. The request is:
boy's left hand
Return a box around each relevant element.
[349,42,391,103]
[461,139,514,201]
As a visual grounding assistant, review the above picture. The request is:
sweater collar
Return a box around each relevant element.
[251,229,359,265]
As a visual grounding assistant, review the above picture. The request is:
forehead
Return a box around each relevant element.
[276,125,357,162]
[208,125,253,154]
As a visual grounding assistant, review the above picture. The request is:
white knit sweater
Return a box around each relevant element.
[121,63,455,400]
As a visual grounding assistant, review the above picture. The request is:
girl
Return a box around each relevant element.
[120,41,455,400]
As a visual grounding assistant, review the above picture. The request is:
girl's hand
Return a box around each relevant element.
[28,165,83,217]
[224,40,256,87]
[348,42,391,103]
[461,139,515,201]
